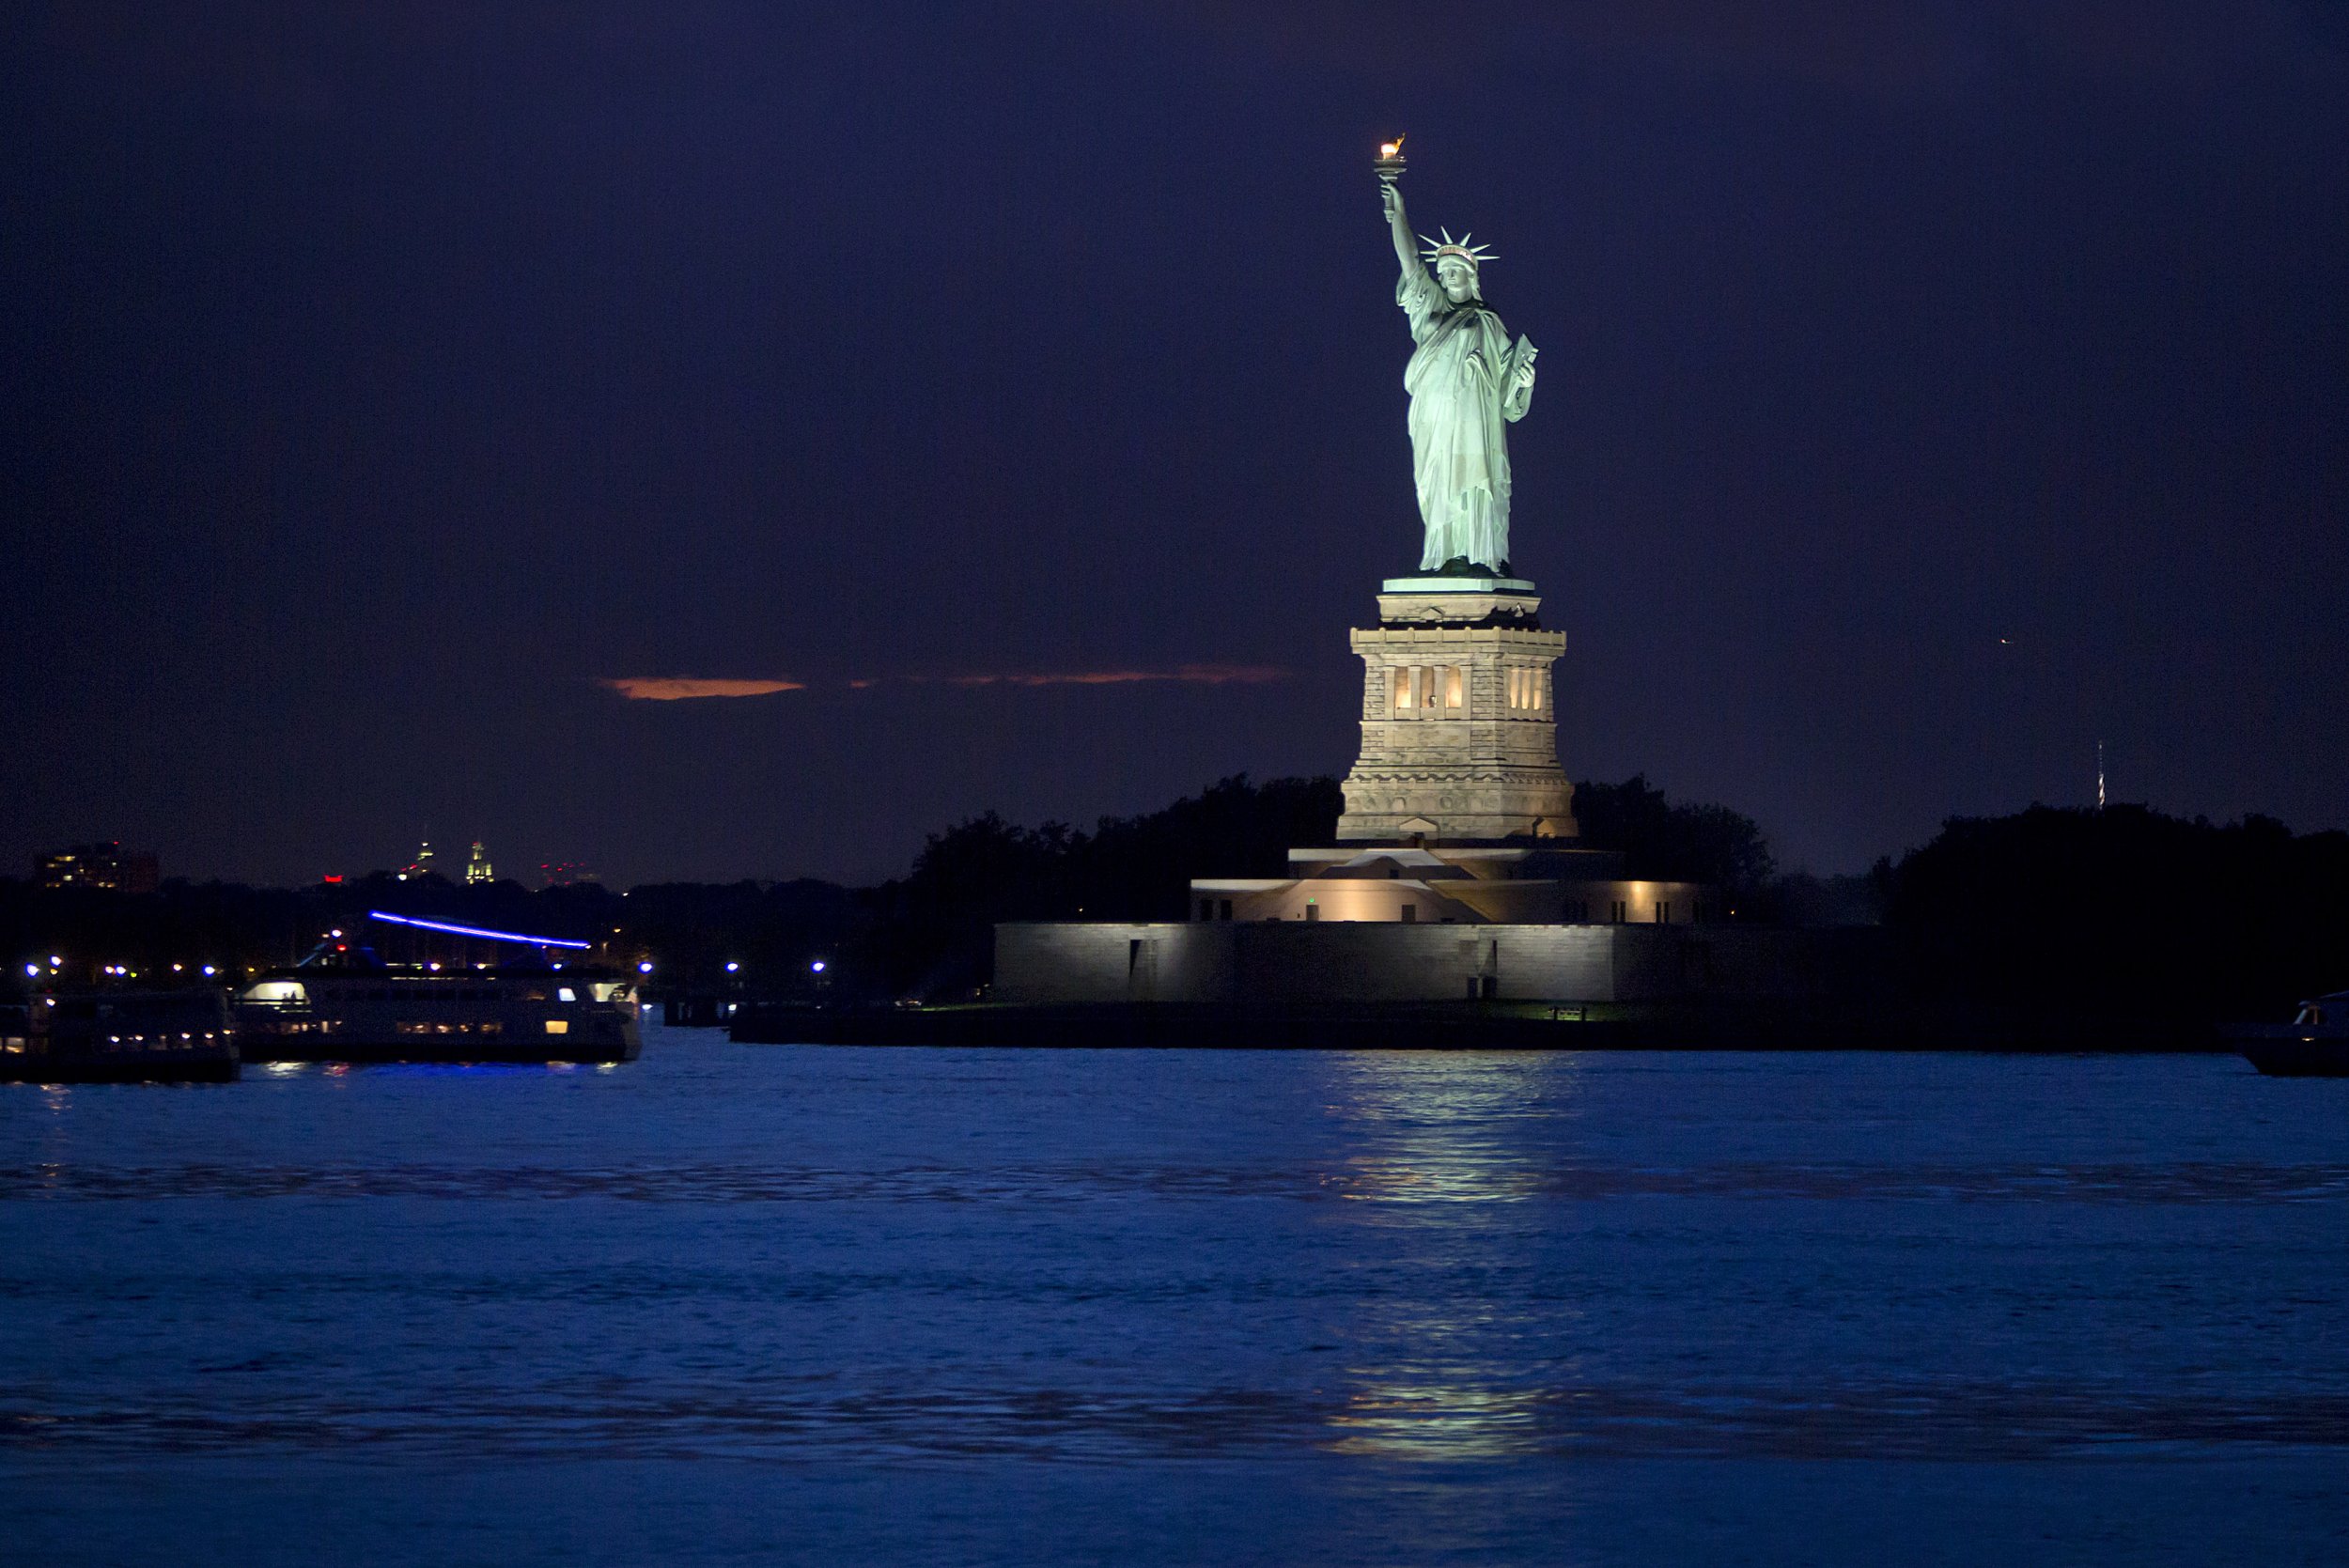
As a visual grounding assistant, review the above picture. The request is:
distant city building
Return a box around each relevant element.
[35,842,159,894]
[464,841,496,885]
[398,838,436,881]
[539,862,600,889]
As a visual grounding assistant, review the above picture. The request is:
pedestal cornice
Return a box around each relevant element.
[1377,582,1545,630]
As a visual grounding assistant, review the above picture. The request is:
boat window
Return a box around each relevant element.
[557,986,577,1003]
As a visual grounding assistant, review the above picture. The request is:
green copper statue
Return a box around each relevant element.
[1381,177,1537,575]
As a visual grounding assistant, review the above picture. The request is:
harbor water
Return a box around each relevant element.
[3,1027,2345,1564]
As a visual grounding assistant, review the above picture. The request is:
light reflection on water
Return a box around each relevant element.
[1,1035,2345,1563]
[1321,1053,1568,1458]
[1329,1050,1563,1206]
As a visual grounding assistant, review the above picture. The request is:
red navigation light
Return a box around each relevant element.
[322,874,344,884]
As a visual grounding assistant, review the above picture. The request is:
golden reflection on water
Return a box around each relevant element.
[1326,1381,1548,1459]
[1319,1051,1583,1458]
[1327,1050,1573,1207]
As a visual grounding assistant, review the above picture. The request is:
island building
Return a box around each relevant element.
[994,571,1749,1006]
[464,841,496,885]
[992,149,1783,1007]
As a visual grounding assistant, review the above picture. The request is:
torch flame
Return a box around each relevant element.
[1378,135,1405,160]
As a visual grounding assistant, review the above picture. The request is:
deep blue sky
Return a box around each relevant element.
[5,2,2345,887]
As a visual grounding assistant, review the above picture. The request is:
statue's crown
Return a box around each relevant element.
[1419,227,1497,267]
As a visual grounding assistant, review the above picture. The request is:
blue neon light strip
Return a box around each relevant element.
[367,910,592,949]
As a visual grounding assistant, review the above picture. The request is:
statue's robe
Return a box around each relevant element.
[1399,260,1533,573]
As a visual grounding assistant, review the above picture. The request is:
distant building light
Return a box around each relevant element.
[638,961,655,974]
[202,965,217,976]
[23,964,39,977]
[366,911,591,949]
[810,960,828,973]
[48,956,61,968]
[725,961,740,973]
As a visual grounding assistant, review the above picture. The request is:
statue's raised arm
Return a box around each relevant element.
[1381,179,1426,285]
[1377,166,1533,576]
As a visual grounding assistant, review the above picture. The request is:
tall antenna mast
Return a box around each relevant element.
[2096,740,2106,812]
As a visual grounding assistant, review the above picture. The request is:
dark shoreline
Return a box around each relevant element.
[729,1000,2233,1052]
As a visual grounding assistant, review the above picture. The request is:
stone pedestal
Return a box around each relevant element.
[1336,581,1577,842]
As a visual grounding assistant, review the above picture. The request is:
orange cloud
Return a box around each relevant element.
[599,665,1286,699]
[599,677,805,701]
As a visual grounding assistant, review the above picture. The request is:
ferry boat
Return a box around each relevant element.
[233,925,642,1065]
[1,989,240,1083]
[2229,990,2349,1078]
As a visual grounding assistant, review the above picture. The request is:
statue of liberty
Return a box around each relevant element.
[1381,177,1537,575]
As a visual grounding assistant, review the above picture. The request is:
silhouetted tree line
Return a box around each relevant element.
[7,787,2344,1019]
[1883,804,2349,1020]
[1568,775,1775,891]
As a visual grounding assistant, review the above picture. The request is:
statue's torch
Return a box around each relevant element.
[1375,135,1406,184]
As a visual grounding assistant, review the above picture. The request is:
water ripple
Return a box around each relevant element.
[4,1381,2344,1462]
[4,1160,2345,1205]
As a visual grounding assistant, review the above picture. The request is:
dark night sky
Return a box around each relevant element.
[5,3,2345,888]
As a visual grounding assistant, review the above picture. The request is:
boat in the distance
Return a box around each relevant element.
[1,989,240,1083]
[233,917,642,1065]
[2229,990,2349,1078]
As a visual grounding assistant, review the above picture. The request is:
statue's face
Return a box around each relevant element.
[1436,256,1478,303]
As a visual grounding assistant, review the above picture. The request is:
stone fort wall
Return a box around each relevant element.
[995,922,1875,1006]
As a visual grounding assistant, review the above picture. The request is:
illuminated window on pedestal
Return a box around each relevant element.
[1393,666,1466,717]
